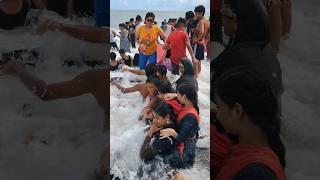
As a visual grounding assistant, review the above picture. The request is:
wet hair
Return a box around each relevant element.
[145,64,158,78]
[146,76,162,88]
[119,23,125,28]
[215,67,286,168]
[136,15,142,21]
[156,64,167,77]
[158,80,174,94]
[110,52,116,61]
[176,17,187,28]
[194,5,205,16]
[119,49,126,54]
[185,11,195,20]
[153,101,172,117]
[130,18,134,22]
[145,12,155,20]
[177,83,199,114]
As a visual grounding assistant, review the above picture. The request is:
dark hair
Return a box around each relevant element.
[176,17,186,28]
[158,80,174,94]
[194,5,205,16]
[130,18,134,22]
[110,52,116,60]
[177,83,199,114]
[119,23,125,28]
[215,67,286,168]
[119,49,126,54]
[146,76,162,88]
[154,21,157,24]
[153,101,172,117]
[156,64,167,76]
[186,11,195,20]
[145,64,158,77]
[145,12,155,20]
[136,15,142,21]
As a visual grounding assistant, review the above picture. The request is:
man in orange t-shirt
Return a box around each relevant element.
[136,12,166,69]
[164,18,198,75]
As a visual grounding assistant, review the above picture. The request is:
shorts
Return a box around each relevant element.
[139,52,157,69]
[193,44,205,60]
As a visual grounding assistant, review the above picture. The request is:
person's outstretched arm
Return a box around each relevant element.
[37,20,108,43]
[0,63,94,100]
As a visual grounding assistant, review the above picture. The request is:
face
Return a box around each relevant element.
[179,63,184,75]
[221,9,237,37]
[119,26,123,30]
[195,12,203,20]
[152,112,169,127]
[146,17,154,27]
[156,71,161,78]
[177,92,185,105]
[214,93,242,134]
[146,83,158,96]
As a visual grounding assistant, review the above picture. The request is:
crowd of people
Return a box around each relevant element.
[211,0,291,179]
[1,0,108,179]
[110,5,210,73]
[110,5,210,179]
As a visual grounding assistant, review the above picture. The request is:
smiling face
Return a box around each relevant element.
[146,17,154,27]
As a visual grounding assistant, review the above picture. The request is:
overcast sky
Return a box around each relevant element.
[111,0,210,12]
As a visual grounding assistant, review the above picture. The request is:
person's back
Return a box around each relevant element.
[166,30,188,65]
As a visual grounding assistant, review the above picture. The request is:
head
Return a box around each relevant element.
[176,83,199,113]
[156,65,167,79]
[194,5,205,19]
[110,52,116,61]
[176,18,187,30]
[214,67,285,168]
[146,76,161,96]
[179,59,194,76]
[221,0,270,44]
[152,101,173,127]
[119,49,126,57]
[145,64,158,78]
[130,18,134,23]
[158,80,174,98]
[136,15,142,23]
[185,11,195,23]
[145,12,155,27]
[119,23,124,30]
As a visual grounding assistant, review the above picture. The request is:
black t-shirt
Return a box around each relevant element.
[129,24,136,36]
[151,133,175,156]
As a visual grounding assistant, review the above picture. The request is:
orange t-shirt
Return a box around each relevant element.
[137,25,164,55]
[166,30,189,65]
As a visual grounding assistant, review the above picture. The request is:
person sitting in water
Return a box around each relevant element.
[175,58,198,91]
[155,64,168,80]
[139,101,178,178]
[0,0,45,30]
[110,52,119,71]
[213,67,286,180]
[117,49,132,67]
[160,83,200,169]
[111,63,158,101]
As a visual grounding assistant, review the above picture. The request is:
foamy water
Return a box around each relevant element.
[0,11,106,180]
[110,34,210,179]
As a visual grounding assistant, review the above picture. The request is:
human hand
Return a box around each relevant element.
[36,19,63,34]
[163,93,177,100]
[160,128,177,138]
[147,123,161,137]
[0,63,25,76]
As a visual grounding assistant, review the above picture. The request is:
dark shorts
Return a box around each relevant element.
[194,44,205,60]
[171,62,179,75]
[166,49,171,58]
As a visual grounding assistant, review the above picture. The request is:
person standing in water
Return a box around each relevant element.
[115,23,130,53]
[163,18,199,76]
[192,5,209,62]
[135,12,166,69]
[128,18,136,48]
